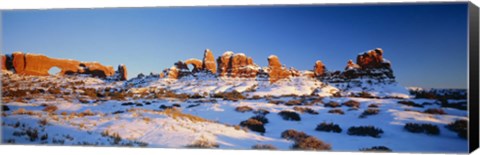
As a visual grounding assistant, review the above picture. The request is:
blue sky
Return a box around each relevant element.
[1,3,468,89]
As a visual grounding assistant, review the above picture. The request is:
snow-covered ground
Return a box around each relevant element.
[1,73,468,153]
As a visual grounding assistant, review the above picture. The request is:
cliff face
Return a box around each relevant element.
[1,52,127,80]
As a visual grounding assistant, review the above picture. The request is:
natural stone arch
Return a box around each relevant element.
[184,58,203,73]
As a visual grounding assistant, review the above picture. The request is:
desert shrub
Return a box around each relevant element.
[213,90,245,101]
[328,109,344,115]
[2,105,10,111]
[252,144,277,150]
[315,122,342,133]
[281,129,309,141]
[48,87,62,95]
[446,119,468,139]
[112,110,124,114]
[293,106,319,115]
[324,101,341,108]
[250,115,269,124]
[292,136,331,150]
[356,91,375,98]
[240,118,265,133]
[172,104,181,107]
[186,139,219,148]
[26,128,39,141]
[268,100,284,105]
[285,99,302,106]
[368,104,379,108]
[347,126,384,138]
[78,109,95,117]
[398,100,424,108]
[278,111,301,121]
[343,100,360,108]
[43,105,58,113]
[83,88,98,99]
[251,95,262,100]
[359,108,380,118]
[404,123,424,133]
[189,93,203,99]
[253,109,270,115]
[40,133,48,141]
[110,91,126,100]
[422,124,440,135]
[121,102,134,106]
[423,108,446,115]
[38,119,48,126]
[404,123,440,135]
[359,146,392,152]
[235,106,253,113]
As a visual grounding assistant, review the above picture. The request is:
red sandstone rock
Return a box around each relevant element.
[356,48,390,69]
[217,51,234,77]
[185,58,203,73]
[202,49,217,74]
[216,51,259,78]
[117,64,128,81]
[345,59,361,70]
[1,55,6,70]
[267,55,290,83]
[313,60,326,77]
[3,52,124,79]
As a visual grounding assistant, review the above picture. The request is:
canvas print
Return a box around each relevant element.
[0,2,472,153]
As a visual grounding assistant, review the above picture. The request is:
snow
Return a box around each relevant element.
[1,71,469,153]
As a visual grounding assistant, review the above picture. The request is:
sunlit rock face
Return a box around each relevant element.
[1,52,126,80]
[267,55,291,83]
[216,51,260,78]
[202,49,217,74]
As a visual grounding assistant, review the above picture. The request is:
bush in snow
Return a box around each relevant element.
[328,109,345,115]
[368,104,379,108]
[285,99,303,106]
[397,100,424,108]
[359,146,392,152]
[268,100,285,105]
[278,111,301,121]
[293,106,319,115]
[446,119,468,139]
[213,90,246,101]
[186,139,219,148]
[324,101,341,108]
[3,105,10,111]
[253,109,270,115]
[347,126,384,138]
[250,115,269,124]
[343,100,361,108]
[292,136,331,150]
[423,108,446,115]
[281,129,309,141]
[252,144,277,150]
[355,91,376,98]
[404,123,440,135]
[83,88,98,99]
[240,118,266,133]
[359,108,380,118]
[235,106,253,113]
[315,122,342,133]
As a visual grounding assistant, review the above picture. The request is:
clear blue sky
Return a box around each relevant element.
[1,3,468,89]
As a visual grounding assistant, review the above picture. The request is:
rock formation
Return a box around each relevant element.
[216,51,259,78]
[117,64,128,81]
[345,60,361,70]
[267,55,291,83]
[184,58,203,73]
[202,49,216,74]
[1,55,6,70]
[1,52,127,80]
[356,48,390,69]
[313,60,326,77]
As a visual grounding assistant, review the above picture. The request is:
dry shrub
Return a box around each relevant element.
[213,90,245,101]
[292,136,331,150]
[252,144,277,150]
[186,139,219,148]
[240,118,265,133]
[42,105,58,113]
[328,109,344,115]
[423,108,446,115]
[163,108,208,123]
[398,100,424,108]
[285,99,302,106]
[316,122,342,133]
[446,119,468,139]
[343,100,360,108]
[268,100,284,105]
[2,105,10,111]
[281,129,309,141]
[368,104,379,108]
[235,106,253,113]
[360,146,392,152]
[347,126,384,138]
[278,111,301,121]
[404,123,440,135]
[250,115,269,124]
[293,106,319,115]
[253,109,270,115]
[324,101,341,108]
[359,108,380,118]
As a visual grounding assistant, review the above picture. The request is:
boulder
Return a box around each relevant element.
[202,49,217,74]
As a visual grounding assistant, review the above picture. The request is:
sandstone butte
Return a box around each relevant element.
[1,52,127,81]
